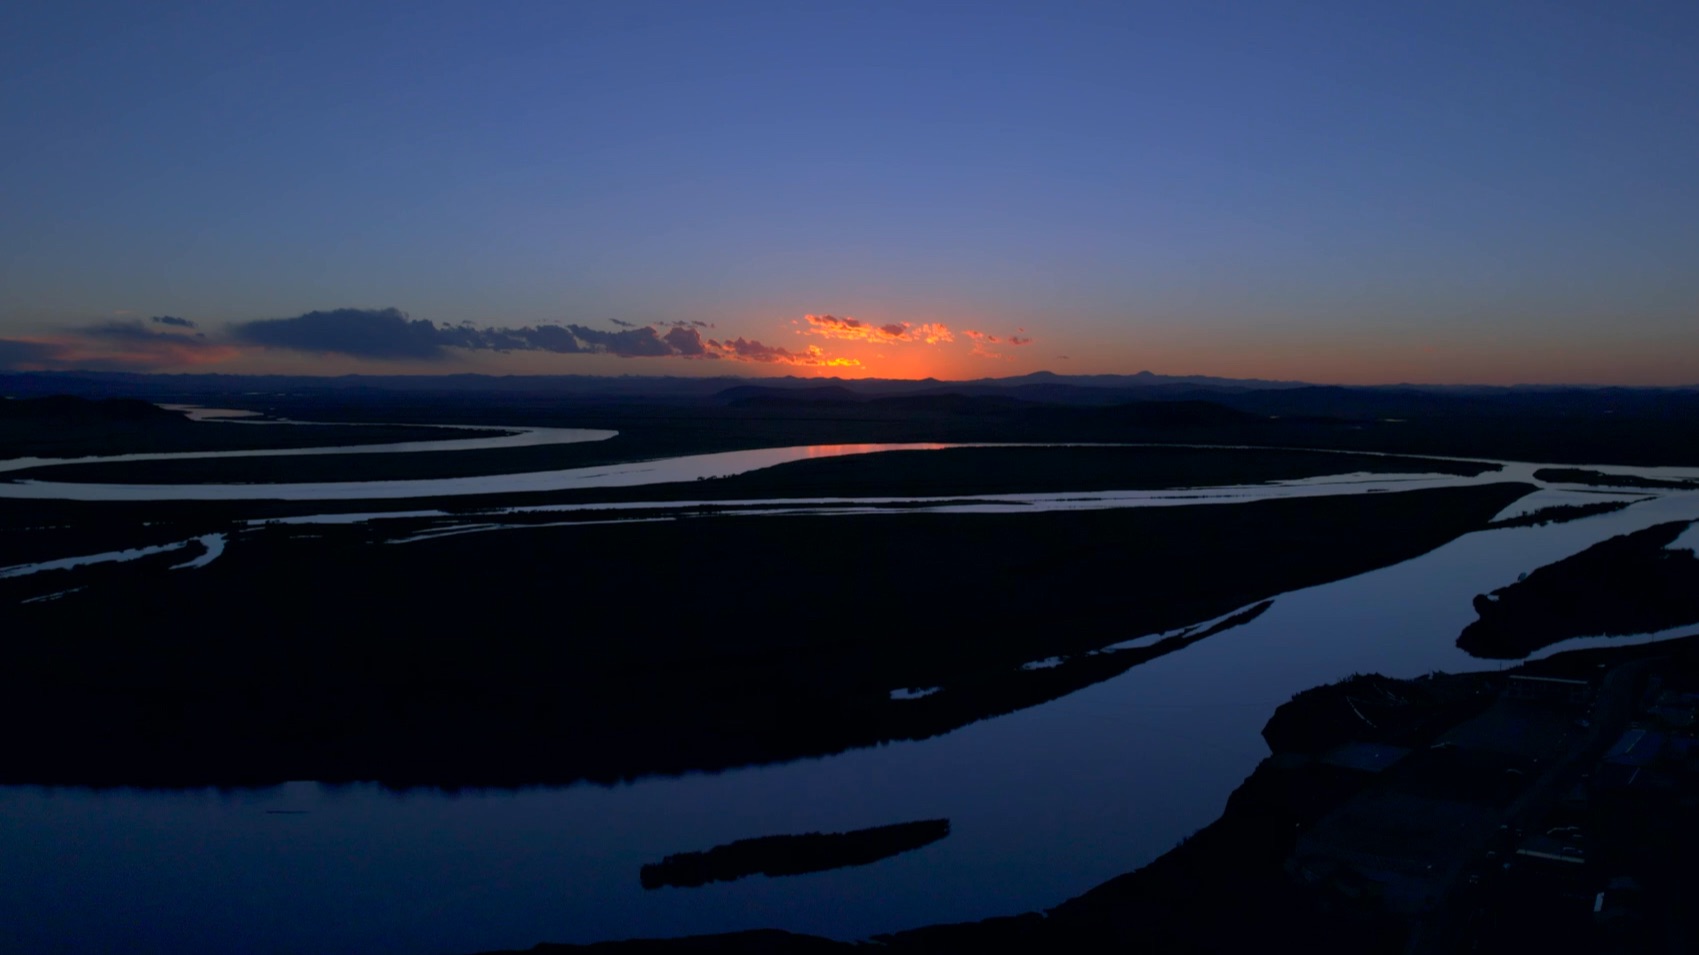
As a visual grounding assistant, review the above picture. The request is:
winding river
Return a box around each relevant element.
[3,417,1698,955]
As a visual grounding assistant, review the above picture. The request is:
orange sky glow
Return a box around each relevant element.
[2,306,1695,386]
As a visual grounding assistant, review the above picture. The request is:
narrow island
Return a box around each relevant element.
[639,820,951,890]
[1460,520,1699,659]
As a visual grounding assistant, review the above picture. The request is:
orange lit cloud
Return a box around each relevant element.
[654,325,855,366]
[703,335,859,367]
[963,328,1034,359]
[802,314,954,345]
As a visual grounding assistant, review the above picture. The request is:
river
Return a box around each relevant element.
[2,426,1698,954]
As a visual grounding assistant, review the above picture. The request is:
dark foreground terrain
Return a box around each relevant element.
[0,444,1498,570]
[471,635,1699,955]
[1,482,1528,787]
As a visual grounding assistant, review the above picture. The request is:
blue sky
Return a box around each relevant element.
[2,1,1696,382]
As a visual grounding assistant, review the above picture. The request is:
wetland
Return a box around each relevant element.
[4,380,1699,954]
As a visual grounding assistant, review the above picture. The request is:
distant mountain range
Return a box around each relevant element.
[4,368,1693,404]
[4,371,1698,436]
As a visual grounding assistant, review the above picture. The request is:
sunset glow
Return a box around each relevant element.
[10,7,1699,955]
[1,4,1695,385]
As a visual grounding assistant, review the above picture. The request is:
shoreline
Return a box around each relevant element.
[469,633,1699,955]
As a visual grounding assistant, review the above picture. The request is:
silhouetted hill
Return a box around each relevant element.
[865,392,1031,413]
[0,393,502,460]
[1203,386,1478,420]
[717,385,863,406]
[1093,400,1262,428]
[0,394,187,423]
[982,369,1304,390]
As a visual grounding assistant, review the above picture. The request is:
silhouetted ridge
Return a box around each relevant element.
[1095,400,1261,427]
[715,385,863,406]
[0,395,185,423]
[1206,385,1475,420]
[866,392,1030,413]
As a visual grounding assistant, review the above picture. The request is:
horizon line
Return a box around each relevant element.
[3,367,1697,392]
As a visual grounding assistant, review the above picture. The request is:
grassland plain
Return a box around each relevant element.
[0,395,508,459]
[3,481,1531,787]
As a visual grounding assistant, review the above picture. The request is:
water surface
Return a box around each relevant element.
[5,442,1699,954]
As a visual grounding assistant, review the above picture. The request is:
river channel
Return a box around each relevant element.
[2,422,1698,955]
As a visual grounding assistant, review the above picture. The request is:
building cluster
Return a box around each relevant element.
[1281,655,1699,953]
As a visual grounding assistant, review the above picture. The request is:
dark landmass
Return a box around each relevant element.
[0,368,1309,403]
[678,445,1490,499]
[1533,467,1698,490]
[0,394,509,459]
[0,445,1492,568]
[1459,520,1699,659]
[1486,497,1644,529]
[0,394,183,422]
[0,482,1529,787]
[4,417,746,484]
[1,397,1283,484]
[471,635,1699,955]
[15,442,1496,499]
[1261,672,1494,754]
[639,819,951,890]
[8,370,1699,467]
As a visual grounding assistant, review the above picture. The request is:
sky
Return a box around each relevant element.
[2,1,1696,385]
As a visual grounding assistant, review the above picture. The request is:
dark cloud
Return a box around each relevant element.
[608,319,637,328]
[565,324,672,357]
[664,326,710,357]
[715,337,782,361]
[83,320,208,344]
[445,324,531,352]
[516,324,588,354]
[228,308,757,361]
[150,315,196,328]
[708,337,856,366]
[235,308,449,360]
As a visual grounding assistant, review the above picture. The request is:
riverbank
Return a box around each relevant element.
[470,634,1699,955]
[0,395,514,459]
[1,483,1530,787]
